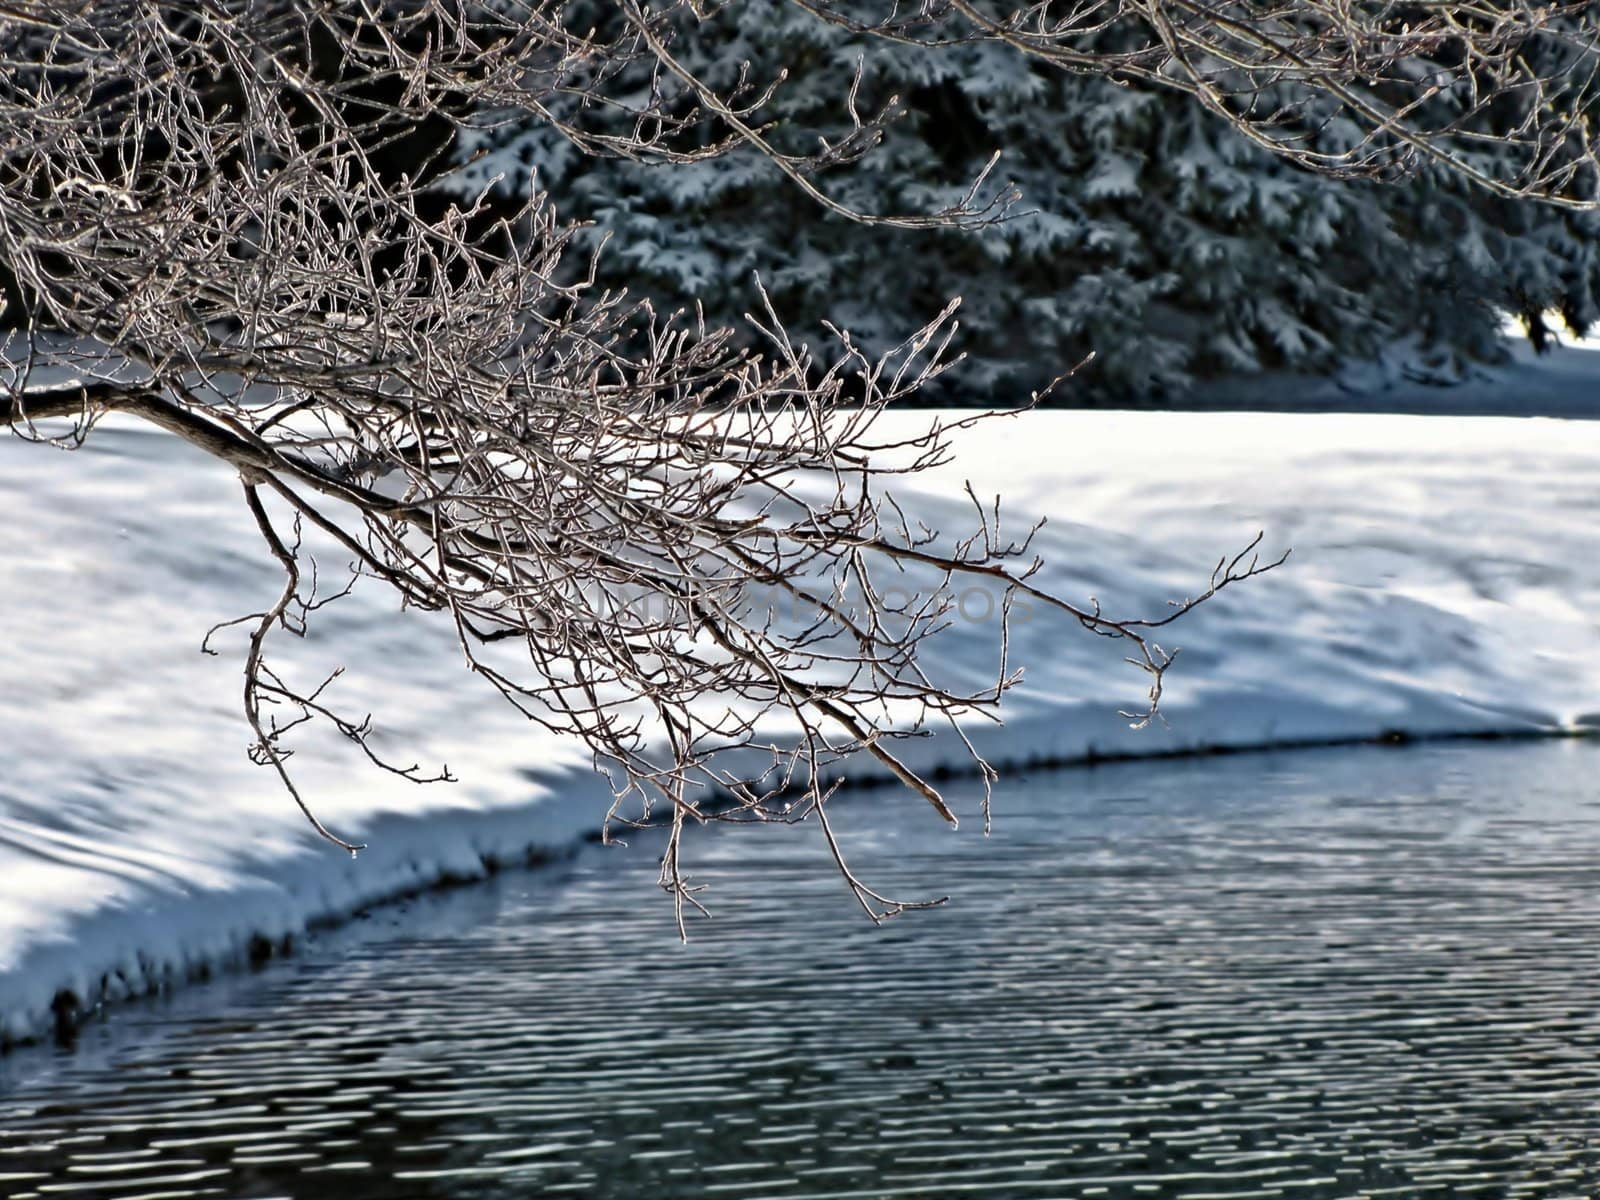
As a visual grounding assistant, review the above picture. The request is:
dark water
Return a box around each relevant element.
[6,740,1600,1199]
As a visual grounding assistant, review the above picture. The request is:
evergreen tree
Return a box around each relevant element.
[446,2,1600,401]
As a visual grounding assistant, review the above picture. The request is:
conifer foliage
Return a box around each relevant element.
[449,2,1600,399]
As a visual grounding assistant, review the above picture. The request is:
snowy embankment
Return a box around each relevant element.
[1189,329,1600,418]
[6,400,1600,1046]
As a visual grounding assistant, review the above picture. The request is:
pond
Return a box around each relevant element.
[5,739,1600,1198]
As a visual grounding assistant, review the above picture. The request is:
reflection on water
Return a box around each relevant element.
[5,741,1600,1198]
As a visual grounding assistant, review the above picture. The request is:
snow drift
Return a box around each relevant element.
[4,402,1600,1046]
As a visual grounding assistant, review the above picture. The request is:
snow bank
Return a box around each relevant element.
[892,411,1600,776]
[5,406,1600,1046]
[1187,327,1600,418]
[0,424,608,1046]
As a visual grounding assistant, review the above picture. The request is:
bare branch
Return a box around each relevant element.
[0,0,1341,919]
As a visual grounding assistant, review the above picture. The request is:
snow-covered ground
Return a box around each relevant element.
[5,384,1600,1046]
[1189,327,1600,416]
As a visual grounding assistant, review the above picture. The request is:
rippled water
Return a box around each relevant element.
[6,740,1600,1198]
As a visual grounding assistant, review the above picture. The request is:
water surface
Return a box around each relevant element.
[5,740,1600,1198]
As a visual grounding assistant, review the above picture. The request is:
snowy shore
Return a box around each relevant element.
[5,400,1600,1047]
